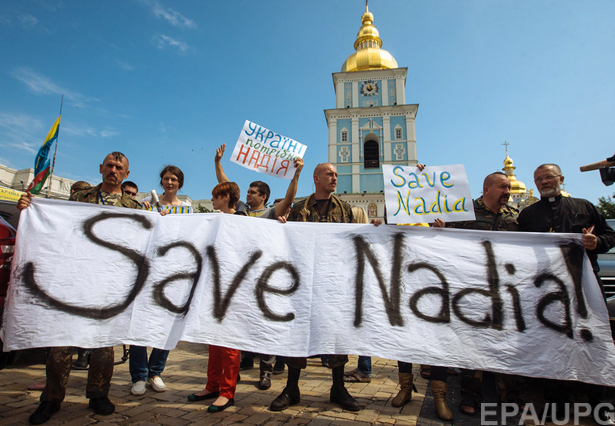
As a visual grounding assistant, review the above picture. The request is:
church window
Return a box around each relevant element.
[364,140,379,169]
[395,125,403,140]
[341,129,348,142]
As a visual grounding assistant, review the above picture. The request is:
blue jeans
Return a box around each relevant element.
[358,356,372,376]
[129,346,169,383]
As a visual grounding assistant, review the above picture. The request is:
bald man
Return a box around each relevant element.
[269,163,359,412]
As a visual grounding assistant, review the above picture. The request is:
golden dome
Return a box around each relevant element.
[502,152,527,194]
[341,4,398,72]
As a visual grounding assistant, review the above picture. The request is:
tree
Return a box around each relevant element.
[195,204,213,213]
[596,195,615,219]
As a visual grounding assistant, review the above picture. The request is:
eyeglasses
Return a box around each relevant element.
[534,175,561,183]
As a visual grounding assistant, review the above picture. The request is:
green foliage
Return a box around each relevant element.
[596,195,615,219]
[195,204,213,213]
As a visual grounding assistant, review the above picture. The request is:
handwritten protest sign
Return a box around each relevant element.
[230,120,307,179]
[383,164,476,224]
[5,198,615,386]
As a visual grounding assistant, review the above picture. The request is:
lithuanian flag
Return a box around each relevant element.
[27,115,61,195]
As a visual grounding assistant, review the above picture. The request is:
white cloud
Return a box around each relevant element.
[139,0,196,29]
[10,67,98,108]
[154,33,188,52]
[0,112,43,154]
[61,123,118,139]
[100,130,119,138]
[117,60,134,71]
[17,14,38,29]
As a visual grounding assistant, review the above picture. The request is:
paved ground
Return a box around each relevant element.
[0,342,601,425]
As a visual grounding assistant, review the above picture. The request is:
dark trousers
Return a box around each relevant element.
[285,354,348,370]
[41,346,114,402]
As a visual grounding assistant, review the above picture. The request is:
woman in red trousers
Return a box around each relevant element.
[187,182,244,413]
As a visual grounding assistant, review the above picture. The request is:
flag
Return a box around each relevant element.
[27,115,61,195]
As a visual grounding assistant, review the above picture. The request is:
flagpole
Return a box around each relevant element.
[45,95,64,198]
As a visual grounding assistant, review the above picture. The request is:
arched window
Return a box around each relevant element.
[364,140,379,169]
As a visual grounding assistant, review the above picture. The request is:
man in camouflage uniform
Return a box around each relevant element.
[269,163,359,412]
[18,151,140,425]
[447,171,519,417]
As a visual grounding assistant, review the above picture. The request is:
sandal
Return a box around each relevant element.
[459,396,478,416]
[343,371,372,383]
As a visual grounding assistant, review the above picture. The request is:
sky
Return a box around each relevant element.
[1,0,614,205]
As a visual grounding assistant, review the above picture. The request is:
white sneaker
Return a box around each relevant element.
[131,380,146,396]
[148,376,166,392]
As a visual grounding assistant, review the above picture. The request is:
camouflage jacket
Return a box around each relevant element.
[70,183,141,209]
[288,194,354,223]
[450,196,518,231]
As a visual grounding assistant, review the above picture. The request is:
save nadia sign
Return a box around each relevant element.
[4,199,615,386]
[230,120,307,179]
[383,164,476,224]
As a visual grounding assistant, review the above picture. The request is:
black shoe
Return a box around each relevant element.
[270,386,300,411]
[207,398,234,413]
[330,386,360,411]
[187,391,219,402]
[89,396,115,415]
[273,360,285,375]
[73,350,90,370]
[29,401,60,425]
[259,373,272,390]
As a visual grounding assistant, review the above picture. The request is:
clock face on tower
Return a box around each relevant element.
[360,80,379,97]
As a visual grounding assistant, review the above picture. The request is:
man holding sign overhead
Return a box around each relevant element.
[214,143,303,220]
[214,141,304,391]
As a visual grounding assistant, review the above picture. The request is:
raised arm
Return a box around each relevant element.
[214,143,230,183]
[274,157,304,218]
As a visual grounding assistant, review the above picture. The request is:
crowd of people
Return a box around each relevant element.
[14,147,615,424]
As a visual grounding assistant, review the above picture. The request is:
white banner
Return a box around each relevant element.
[4,198,615,386]
[230,120,307,179]
[383,164,476,223]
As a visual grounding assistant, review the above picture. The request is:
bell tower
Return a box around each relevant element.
[324,3,418,219]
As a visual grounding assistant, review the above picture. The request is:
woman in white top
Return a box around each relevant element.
[129,165,190,396]
[140,165,192,214]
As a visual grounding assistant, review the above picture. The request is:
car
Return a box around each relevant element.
[0,199,20,230]
[0,215,16,369]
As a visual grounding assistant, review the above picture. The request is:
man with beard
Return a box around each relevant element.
[424,172,519,420]
[518,163,615,420]
[518,163,615,288]
[18,152,140,424]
